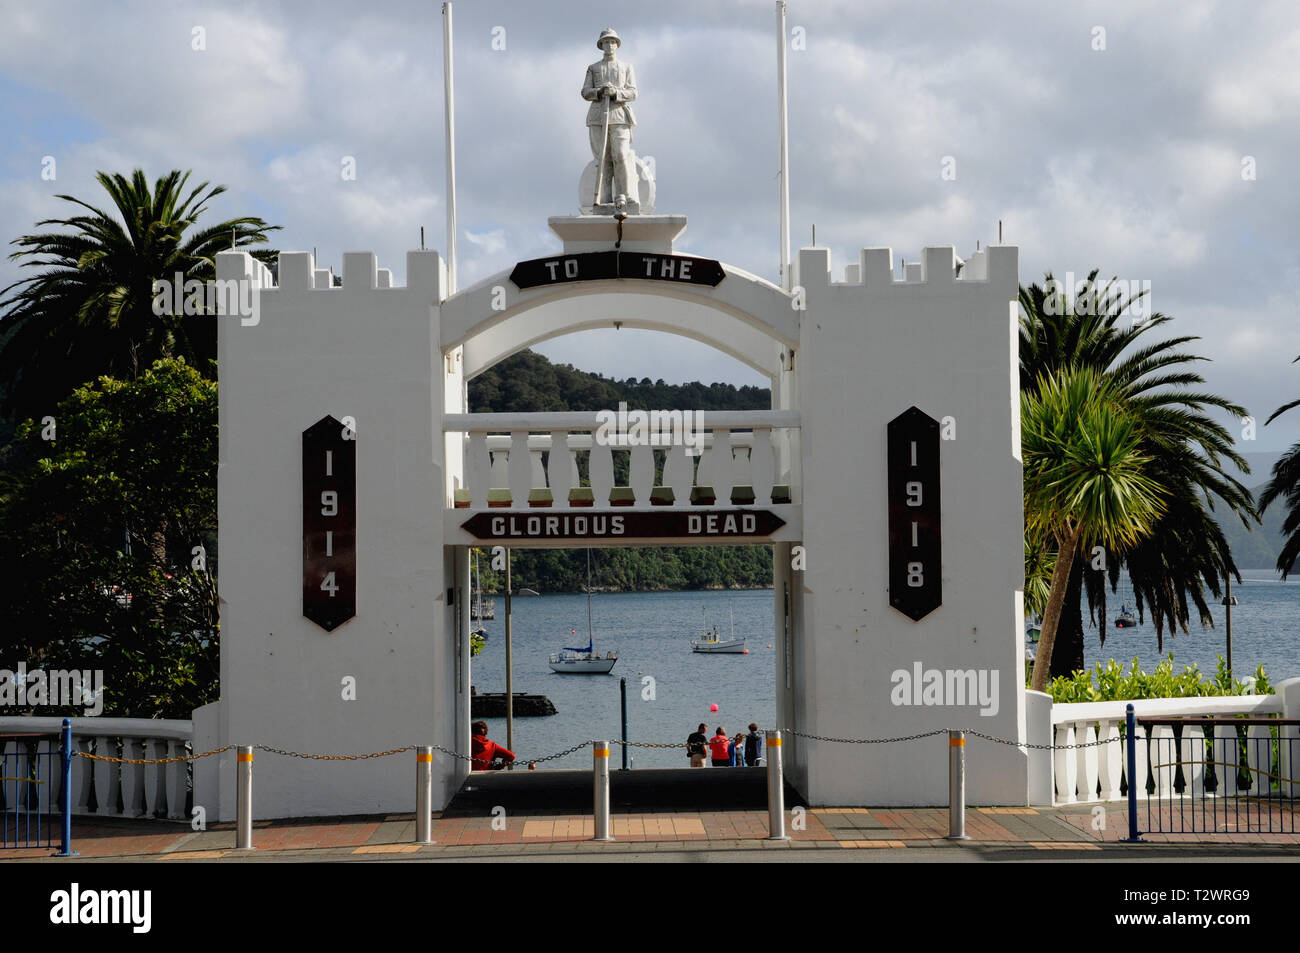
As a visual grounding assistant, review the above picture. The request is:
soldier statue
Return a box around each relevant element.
[582,28,642,214]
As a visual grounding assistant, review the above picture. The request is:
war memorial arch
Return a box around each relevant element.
[194,27,1031,820]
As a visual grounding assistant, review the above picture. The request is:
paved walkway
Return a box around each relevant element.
[6,803,1300,861]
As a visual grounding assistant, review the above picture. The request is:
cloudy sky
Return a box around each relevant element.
[2,0,1298,462]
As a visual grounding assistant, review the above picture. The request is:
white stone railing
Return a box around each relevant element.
[1048,695,1287,805]
[0,716,193,819]
[443,410,800,510]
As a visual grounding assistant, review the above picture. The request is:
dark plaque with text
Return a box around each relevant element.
[460,509,784,542]
[887,407,941,621]
[303,416,356,631]
[510,251,725,289]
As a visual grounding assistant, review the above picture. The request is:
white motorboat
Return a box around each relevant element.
[691,603,747,654]
[548,550,617,674]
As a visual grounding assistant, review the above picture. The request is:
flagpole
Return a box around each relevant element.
[776,1,791,291]
[442,2,458,294]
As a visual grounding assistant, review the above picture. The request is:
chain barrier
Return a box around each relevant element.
[783,727,1123,751]
[70,730,1117,767]
[75,744,233,765]
[253,744,415,761]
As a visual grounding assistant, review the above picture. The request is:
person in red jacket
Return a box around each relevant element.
[471,720,515,771]
[708,727,731,767]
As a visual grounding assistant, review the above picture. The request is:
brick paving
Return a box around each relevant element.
[4,802,1298,861]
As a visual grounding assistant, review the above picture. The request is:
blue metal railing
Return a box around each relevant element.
[1,718,74,854]
[1125,704,1299,838]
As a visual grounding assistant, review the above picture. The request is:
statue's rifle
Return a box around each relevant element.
[595,82,612,209]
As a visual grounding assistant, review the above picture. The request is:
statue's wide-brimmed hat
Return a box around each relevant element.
[597,28,621,49]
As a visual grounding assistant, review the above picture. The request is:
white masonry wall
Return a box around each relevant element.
[790,243,1029,806]
[194,248,456,821]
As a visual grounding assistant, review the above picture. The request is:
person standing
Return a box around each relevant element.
[708,727,731,767]
[686,723,708,768]
[744,723,763,767]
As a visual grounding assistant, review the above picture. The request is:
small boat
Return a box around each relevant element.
[1114,605,1137,628]
[1025,619,1040,661]
[518,588,540,596]
[692,604,746,654]
[548,637,618,674]
[548,550,617,674]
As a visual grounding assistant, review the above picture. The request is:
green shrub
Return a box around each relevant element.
[1039,654,1272,703]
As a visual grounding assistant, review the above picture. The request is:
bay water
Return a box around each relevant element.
[471,571,1300,770]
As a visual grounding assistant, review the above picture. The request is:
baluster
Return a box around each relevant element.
[490,446,510,491]
[35,739,54,820]
[529,448,546,489]
[1054,723,1076,803]
[1179,725,1205,797]
[94,737,118,815]
[508,432,531,507]
[590,439,614,506]
[1132,723,1150,800]
[122,737,145,816]
[468,432,490,508]
[16,741,33,813]
[1247,724,1271,796]
[143,739,161,818]
[1098,721,1122,801]
[73,737,93,812]
[548,431,574,504]
[1151,725,1175,797]
[630,443,654,505]
[731,444,753,491]
[165,741,188,819]
[663,444,692,507]
[711,429,734,504]
[1075,722,1098,802]
[1280,722,1299,798]
[751,428,775,506]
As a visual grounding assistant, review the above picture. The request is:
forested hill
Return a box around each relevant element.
[469,350,772,414]
[467,350,774,594]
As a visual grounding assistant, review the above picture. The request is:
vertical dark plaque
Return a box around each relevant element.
[303,416,356,631]
[887,407,942,621]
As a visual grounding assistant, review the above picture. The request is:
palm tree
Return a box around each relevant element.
[1020,272,1256,670]
[1023,367,1166,692]
[0,169,278,420]
[1258,355,1300,577]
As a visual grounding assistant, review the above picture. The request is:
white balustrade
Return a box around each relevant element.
[443,411,800,510]
[0,717,193,820]
[1048,695,1285,805]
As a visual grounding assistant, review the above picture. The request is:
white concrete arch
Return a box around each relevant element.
[438,264,797,381]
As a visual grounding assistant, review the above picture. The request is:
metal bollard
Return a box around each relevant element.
[415,746,435,844]
[236,746,254,850]
[765,729,790,840]
[592,741,613,841]
[1123,703,1143,842]
[945,730,970,840]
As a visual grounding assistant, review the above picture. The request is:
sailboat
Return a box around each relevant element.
[691,603,747,654]
[548,549,617,674]
[471,550,488,638]
[1114,576,1137,628]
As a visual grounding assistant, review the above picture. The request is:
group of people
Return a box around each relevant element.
[686,722,764,768]
[472,719,768,771]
